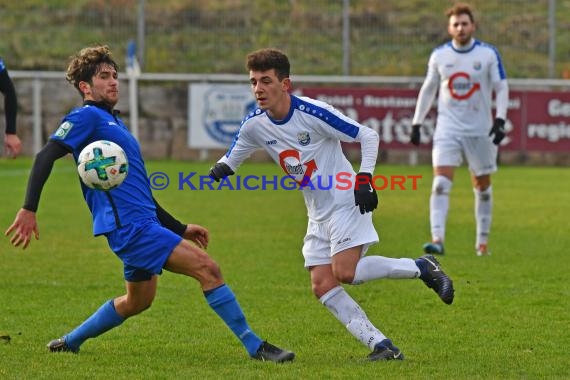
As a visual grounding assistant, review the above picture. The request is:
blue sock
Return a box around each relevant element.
[205,284,262,356]
[65,300,125,351]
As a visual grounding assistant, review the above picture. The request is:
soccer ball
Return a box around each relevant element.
[77,140,128,191]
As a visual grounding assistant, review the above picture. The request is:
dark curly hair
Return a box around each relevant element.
[65,45,118,96]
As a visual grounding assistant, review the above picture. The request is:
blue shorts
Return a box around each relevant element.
[105,217,183,282]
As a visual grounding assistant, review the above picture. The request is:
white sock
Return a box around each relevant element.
[320,286,387,350]
[430,175,453,242]
[352,256,420,285]
[474,186,493,247]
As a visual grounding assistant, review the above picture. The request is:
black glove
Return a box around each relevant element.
[208,162,235,182]
[489,118,506,145]
[410,124,421,146]
[354,172,378,214]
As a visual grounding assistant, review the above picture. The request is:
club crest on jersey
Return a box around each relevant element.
[473,61,482,70]
[297,132,311,146]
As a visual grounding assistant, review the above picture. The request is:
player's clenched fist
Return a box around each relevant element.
[489,118,506,145]
[208,162,235,182]
[410,124,421,146]
[354,172,378,214]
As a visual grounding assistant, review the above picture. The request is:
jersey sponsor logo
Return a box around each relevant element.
[278,149,318,185]
[54,121,73,138]
[448,72,480,100]
[297,131,311,146]
[285,162,304,175]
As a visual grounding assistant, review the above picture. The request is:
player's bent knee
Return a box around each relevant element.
[311,278,340,299]
[199,256,223,281]
[432,175,453,195]
[333,270,355,285]
[120,298,154,318]
[131,301,153,316]
[186,248,224,285]
[165,243,222,281]
[311,284,327,299]
[474,179,491,192]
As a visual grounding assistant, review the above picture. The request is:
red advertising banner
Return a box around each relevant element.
[293,87,570,152]
[521,91,570,152]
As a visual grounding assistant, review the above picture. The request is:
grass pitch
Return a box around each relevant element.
[1,158,568,379]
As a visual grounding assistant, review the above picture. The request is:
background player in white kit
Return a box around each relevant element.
[209,48,455,361]
[410,3,509,256]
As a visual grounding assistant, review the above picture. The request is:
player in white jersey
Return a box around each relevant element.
[410,3,509,256]
[209,48,455,361]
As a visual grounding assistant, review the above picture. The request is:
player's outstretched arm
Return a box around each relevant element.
[5,208,39,249]
[5,141,68,249]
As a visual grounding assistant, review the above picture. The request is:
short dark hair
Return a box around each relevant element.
[246,48,290,80]
[446,3,475,23]
[66,45,118,95]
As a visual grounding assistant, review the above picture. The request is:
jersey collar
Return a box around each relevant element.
[450,38,477,53]
[265,94,295,125]
[83,100,120,116]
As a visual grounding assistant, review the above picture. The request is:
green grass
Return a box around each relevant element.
[1,158,569,379]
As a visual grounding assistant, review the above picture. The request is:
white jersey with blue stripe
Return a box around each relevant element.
[219,94,379,223]
[412,39,509,138]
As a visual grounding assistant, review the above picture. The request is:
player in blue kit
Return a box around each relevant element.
[4,45,294,362]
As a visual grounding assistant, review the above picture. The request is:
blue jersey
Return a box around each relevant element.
[50,103,156,235]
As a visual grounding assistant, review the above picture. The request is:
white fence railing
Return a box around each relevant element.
[9,70,570,155]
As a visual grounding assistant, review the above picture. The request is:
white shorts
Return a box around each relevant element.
[432,135,498,176]
[302,205,379,268]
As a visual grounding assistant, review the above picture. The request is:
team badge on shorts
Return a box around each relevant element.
[297,131,311,146]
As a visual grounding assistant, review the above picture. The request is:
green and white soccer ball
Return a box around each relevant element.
[77,140,129,191]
